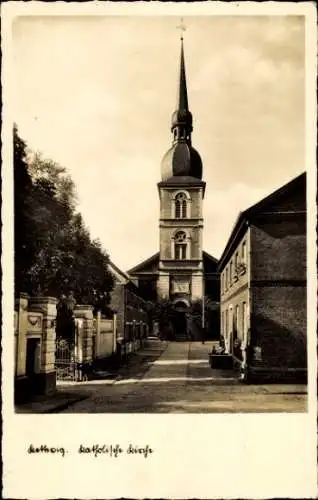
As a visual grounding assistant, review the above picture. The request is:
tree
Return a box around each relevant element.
[13,127,114,312]
[14,124,36,295]
[148,298,178,339]
[26,153,77,297]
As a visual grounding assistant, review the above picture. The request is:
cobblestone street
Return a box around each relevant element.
[56,340,307,413]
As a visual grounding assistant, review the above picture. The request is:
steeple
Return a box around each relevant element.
[171,36,193,144]
[160,25,203,182]
[178,38,189,112]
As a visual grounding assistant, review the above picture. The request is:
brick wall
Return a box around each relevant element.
[249,214,306,373]
[251,285,307,369]
[251,217,306,281]
[110,284,148,343]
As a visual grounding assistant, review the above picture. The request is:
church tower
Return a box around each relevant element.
[157,36,206,307]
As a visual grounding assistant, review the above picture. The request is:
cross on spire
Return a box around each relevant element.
[176,17,186,40]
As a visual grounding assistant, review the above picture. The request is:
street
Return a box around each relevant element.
[57,340,307,413]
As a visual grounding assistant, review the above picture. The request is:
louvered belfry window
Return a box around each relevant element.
[175,192,187,219]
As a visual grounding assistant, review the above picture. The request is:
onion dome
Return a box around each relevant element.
[161,142,202,181]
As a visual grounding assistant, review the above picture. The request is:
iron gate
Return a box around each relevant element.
[55,337,81,381]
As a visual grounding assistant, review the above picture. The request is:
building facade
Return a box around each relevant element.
[218,172,307,381]
[108,260,149,354]
[128,37,220,339]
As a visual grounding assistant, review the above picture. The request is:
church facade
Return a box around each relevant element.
[128,38,220,338]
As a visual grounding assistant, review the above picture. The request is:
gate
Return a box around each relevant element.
[55,336,84,381]
[55,298,82,381]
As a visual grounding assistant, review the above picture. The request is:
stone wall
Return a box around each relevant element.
[191,273,204,300]
[74,305,94,367]
[157,273,170,299]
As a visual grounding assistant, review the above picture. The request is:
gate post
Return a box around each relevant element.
[95,310,101,359]
[74,305,94,376]
[14,293,29,402]
[28,296,58,395]
[113,313,117,353]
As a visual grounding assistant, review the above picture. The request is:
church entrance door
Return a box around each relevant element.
[173,302,189,341]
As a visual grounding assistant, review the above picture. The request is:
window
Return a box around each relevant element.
[234,253,238,272]
[174,231,187,260]
[229,261,232,285]
[242,302,247,340]
[225,268,228,290]
[235,305,239,333]
[175,192,188,219]
[175,244,186,260]
[241,241,246,264]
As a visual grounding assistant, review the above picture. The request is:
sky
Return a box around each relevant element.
[12,14,305,271]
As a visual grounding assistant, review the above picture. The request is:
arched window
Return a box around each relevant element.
[174,230,188,260]
[175,192,188,219]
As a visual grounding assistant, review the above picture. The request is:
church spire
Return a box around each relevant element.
[171,27,193,144]
[178,37,189,112]
[160,22,203,182]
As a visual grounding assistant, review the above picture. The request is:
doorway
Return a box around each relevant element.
[26,338,38,376]
[173,301,189,341]
[26,338,41,391]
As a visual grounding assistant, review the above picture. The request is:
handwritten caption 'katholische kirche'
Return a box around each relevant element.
[28,444,153,458]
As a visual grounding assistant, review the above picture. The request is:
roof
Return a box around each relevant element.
[161,142,203,181]
[127,252,160,275]
[217,172,306,271]
[127,250,219,277]
[177,37,189,114]
[203,250,219,265]
[108,259,131,284]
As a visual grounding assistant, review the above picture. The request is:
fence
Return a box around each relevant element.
[55,308,117,381]
[14,292,145,402]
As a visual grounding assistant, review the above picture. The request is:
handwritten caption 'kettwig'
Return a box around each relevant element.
[27,444,153,458]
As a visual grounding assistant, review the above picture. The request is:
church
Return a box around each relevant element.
[128,36,220,339]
